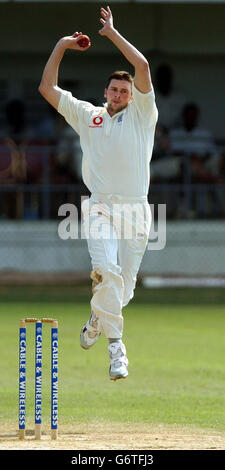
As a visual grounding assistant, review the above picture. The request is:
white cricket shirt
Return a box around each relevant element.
[58,84,158,197]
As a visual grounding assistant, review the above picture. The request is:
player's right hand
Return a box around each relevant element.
[62,32,91,51]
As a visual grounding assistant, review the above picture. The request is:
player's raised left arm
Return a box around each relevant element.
[99,6,152,93]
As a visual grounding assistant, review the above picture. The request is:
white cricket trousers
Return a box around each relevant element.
[82,194,151,339]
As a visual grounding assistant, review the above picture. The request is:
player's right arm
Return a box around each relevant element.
[38,33,91,110]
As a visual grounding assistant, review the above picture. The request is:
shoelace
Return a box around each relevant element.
[112,357,128,368]
[109,344,128,367]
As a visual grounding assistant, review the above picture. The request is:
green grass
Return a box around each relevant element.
[0,283,225,304]
[1,286,225,432]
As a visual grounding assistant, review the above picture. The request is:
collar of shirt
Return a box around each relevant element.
[102,102,128,119]
[100,104,127,136]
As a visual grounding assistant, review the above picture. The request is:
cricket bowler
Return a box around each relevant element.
[39,6,158,380]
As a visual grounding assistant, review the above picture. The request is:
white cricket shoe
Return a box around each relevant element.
[108,341,128,381]
[80,312,101,350]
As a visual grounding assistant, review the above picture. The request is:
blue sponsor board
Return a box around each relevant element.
[35,322,42,425]
[19,327,26,429]
[51,327,58,430]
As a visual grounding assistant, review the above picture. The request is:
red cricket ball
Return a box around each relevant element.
[77,35,90,48]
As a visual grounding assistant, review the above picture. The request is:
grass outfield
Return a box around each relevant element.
[1,286,225,434]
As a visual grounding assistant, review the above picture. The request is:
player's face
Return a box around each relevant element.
[104,79,133,116]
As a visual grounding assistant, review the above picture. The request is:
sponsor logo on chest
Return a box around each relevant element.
[88,113,124,129]
[89,116,103,128]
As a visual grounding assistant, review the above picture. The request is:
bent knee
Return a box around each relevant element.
[90,265,124,294]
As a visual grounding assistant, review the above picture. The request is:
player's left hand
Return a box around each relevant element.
[99,6,114,36]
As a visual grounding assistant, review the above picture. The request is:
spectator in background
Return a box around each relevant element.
[34,95,84,216]
[151,117,181,218]
[170,103,215,157]
[0,98,34,183]
[1,99,34,143]
[0,99,30,218]
[169,103,223,217]
[153,124,170,159]
[153,64,189,171]
[34,78,84,183]
[219,151,225,181]
[151,64,187,216]
[35,102,60,141]
[155,63,186,131]
[0,98,32,183]
[47,103,85,218]
[55,122,82,183]
[216,150,225,216]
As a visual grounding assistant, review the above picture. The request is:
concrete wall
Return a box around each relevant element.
[0,221,224,276]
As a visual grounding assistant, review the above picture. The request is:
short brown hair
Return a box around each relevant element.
[105,71,133,89]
